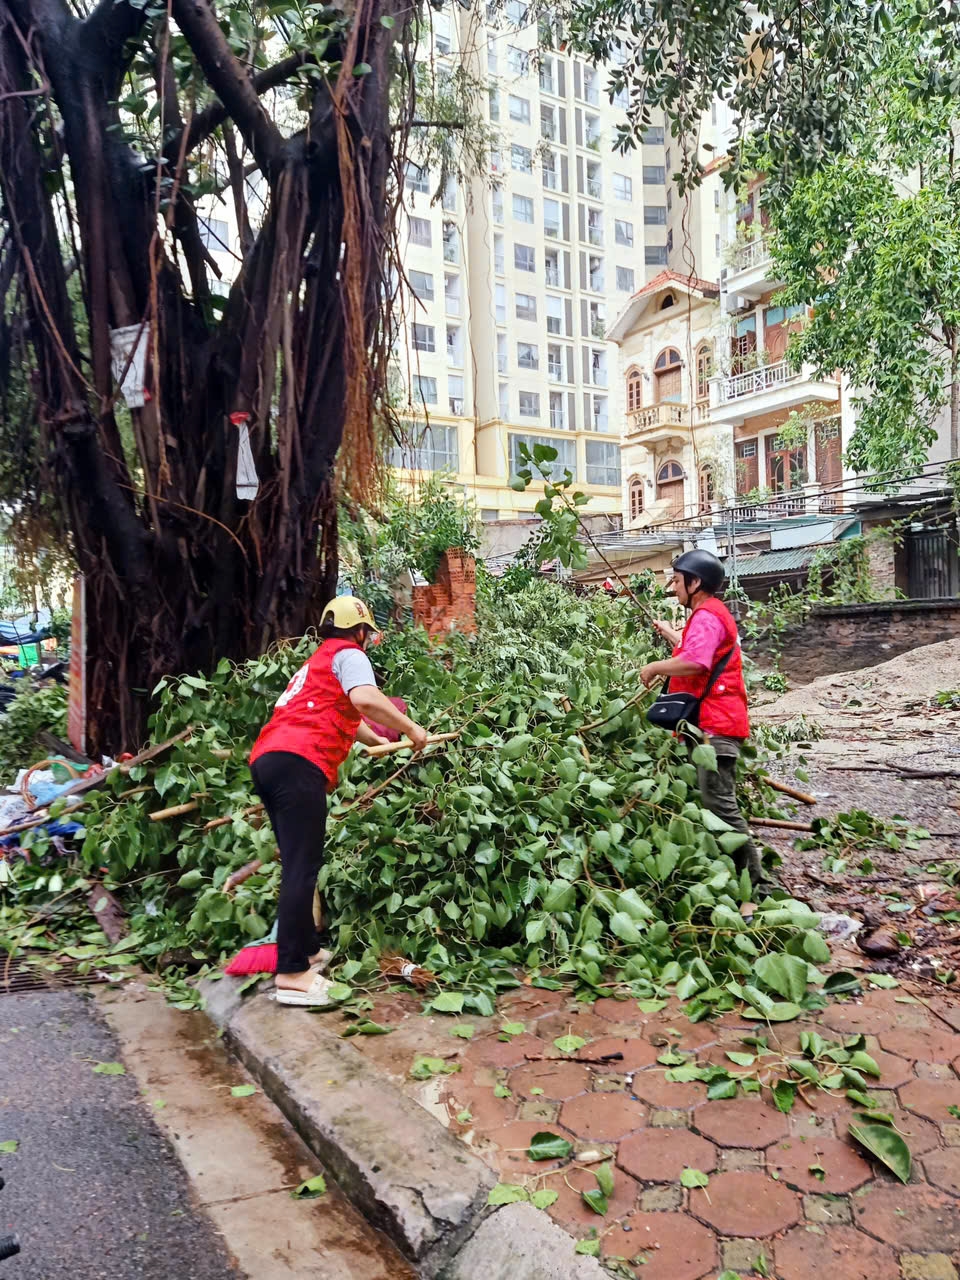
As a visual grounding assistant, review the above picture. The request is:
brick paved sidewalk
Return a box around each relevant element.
[327,981,960,1279]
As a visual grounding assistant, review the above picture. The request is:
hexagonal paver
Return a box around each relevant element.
[693,1098,789,1149]
[928,995,960,1034]
[617,1127,717,1183]
[601,1211,718,1280]
[888,1108,946,1156]
[560,1092,647,1140]
[631,1070,707,1110]
[441,1079,515,1133]
[498,986,567,1018]
[879,1027,960,1063]
[865,1049,916,1090]
[546,1164,641,1233]
[766,1136,872,1194]
[922,1147,960,1197]
[537,1011,610,1043]
[508,1059,591,1101]
[775,1225,899,1280]
[579,1036,660,1071]
[854,1185,960,1252]
[820,1004,890,1037]
[483,1120,571,1176]
[593,996,652,1025]
[642,1019,718,1052]
[691,1170,801,1238]
[900,1078,960,1127]
[463,1033,545,1070]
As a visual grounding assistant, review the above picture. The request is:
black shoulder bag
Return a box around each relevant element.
[646,646,734,732]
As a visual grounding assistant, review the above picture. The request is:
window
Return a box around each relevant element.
[547,343,562,380]
[715,233,721,255]
[497,332,508,372]
[508,94,531,124]
[515,292,537,321]
[583,67,599,105]
[642,166,665,185]
[517,341,539,369]
[199,217,229,251]
[409,269,434,301]
[511,144,533,173]
[414,375,438,405]
[656,459,685,516]
[549,391,565,428]
[626,367,642,411]
[642,126,665,145]
[512,194,534,223]
[587,207,604,246]
[489,88,500,122]
[442,221,459,264]
[695,342,713,400]
[660,292,675,309]
[540,104,556,140]
[518,391,540,417]
[629,477,644,521]
[539,56,555,94]
[510,433,575,479]
[546,294,563,334]
[444,273,460,315]
[665,148,671,174]
[487,45,497,73]
[481,508,500,522]
[405,162,429,193]
[590,394,609,432]
[711,100,718,125]
[433,12,451,53]
[544,248,561,286]
[616,266,635,292]
[586,162,602,198]
[666,228,674,253]
[667,188,673,212]
[442,176,458,212]
[411,323,435,352]
[492,187,504,224]
[586,440,620,486]
[645,245,668,265]
[495,283,506,323]
[448,374,464,416]
[543,197,560,238]
[643,206,667,226]
[507,45,529,76]
[506,0,526,23]
[714,187,721,210]
[699,465,716,512]
[591,348,607,385]
[615,219,634,247]
[584,113,601,149]
[494,233,505,274]
[409,217,431,246]
[612,173,633,202]
[446,325,463,366]
[499,382,509,418]
[588,255,604,291]
[542,148,558,190]
[491,146,503,174]
[388,422,458,472]
[654,346,682,401]
[514,243,535,272]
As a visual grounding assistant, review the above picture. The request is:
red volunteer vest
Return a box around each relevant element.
[670,597,750,739]
[249,638,364,788]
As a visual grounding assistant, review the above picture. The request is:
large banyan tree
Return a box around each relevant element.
[0,0,413,751]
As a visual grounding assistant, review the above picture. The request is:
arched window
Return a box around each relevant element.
[626,367,642,412]
[654,347,682,403]
[660,293,676,310]
[699,465,716,512]
[656,459,685,518]
[629,476,644,522]
[696,342,713,401]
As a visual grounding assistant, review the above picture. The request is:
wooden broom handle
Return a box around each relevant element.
[361,731,460,758]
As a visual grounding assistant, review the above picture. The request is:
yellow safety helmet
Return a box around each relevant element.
[320,595,378,632]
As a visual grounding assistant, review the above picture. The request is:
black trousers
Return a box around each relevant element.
[250,751,328,975]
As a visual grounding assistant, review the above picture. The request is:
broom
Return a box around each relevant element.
[224,885,326,976]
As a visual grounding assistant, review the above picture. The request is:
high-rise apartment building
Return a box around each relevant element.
[390,7,678,521]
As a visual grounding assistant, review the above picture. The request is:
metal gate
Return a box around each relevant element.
[906,526,960,599]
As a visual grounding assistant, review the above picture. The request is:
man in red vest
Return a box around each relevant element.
[250,596,428,1007]
[639,550,763,884]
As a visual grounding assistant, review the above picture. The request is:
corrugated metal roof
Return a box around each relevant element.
[724,547,819,577]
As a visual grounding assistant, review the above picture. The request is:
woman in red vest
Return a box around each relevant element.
[249,597,428,1007]
[639,550,763,884]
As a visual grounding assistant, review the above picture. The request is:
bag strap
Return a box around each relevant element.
[663,643,734,701]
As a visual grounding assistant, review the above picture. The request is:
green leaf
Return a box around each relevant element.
[500,1021,525,1037]
[609,911,643,944]
[487,1183,529,1206]
[754,952,808,1003]
[726,1051,755,1066]
[527,1131,574,1161]
[581,1187,608,1215]
[772,1079,797,1113]
[456,1109,472,1124]
[410,1056,459,1080]
[493,1084,512,1098]
[594,1161,615,1197]
[554,1034,586,1055]
[680,1167,709,1188]
[379,13,395,26]
[575,1238,600,1256]
[638,998,667,1013]
[231,1084,257,1097]
[848,1051,881,1078]
[530,1189,559,1209]
[291,1174,327,1199]
[657,1050,687,1066]
[431,991,465,1014]
[745,1001,804,1023]
[848,1123,911,1184]
[707,1078,738,1100]
[718,1273,741,1280]
[823,971,862,995]
[92,1062,125,1075]
[326,983,353,1003]
[691,743,718,771]
[352,61,373,76]
[0,1140,18,1154]
[451,1024,475,1039]
[341,1020,393,1037]
[866,973,900,989]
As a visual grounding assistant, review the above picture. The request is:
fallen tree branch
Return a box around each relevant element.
[750,816,815,832]
[760,776,817,805]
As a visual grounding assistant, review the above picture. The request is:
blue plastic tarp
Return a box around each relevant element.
[0,609,52,645]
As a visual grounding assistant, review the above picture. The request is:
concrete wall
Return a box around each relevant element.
[765,599,960,684]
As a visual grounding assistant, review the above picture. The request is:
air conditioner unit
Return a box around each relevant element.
[723,292,749,315]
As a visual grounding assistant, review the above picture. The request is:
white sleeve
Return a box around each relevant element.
[331,648,378,694]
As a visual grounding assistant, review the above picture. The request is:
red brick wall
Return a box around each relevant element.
[411,549,477,636]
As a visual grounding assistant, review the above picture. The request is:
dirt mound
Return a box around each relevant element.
[758,637,960,724]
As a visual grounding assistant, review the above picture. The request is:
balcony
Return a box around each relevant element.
[549,409,566,429]
[544,220,560,239]
[722,234,782,299]
[545,266,561,287]
[710,359,840,425]
[731,484,846,523]
[627,403,693,446]
[591,368,608,387]
[548,360,563,381]
[586,179,602,198]
[588,226,603,246]
[543,169,558,190]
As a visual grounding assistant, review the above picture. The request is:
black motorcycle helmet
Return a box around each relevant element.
[672,549,725,595]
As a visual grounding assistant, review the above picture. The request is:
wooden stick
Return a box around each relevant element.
[750,816,815,832]
[361,731,460,758]
[202,802,263,832]
[760,776,817,806]
[148,800,199,823]
[223,854,276,893]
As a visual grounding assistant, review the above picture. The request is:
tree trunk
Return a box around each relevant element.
[950,328,959,460]
[0,0,399,754]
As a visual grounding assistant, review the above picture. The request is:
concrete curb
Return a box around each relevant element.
[201,976,494,1276]
[438,1203,606,1280]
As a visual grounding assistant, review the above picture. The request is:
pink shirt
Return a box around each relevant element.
[677,608,727,671]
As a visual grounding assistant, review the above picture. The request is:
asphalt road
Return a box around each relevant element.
[0,989,240,1280]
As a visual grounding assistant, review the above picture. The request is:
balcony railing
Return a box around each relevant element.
[543,169,558,190]
[728,235,771,274]
[539,70,555,94]
[716,358,800,403]
[443,244,459,265]
[541,121,557,141]
[544,221,560,239]
[545,266,560,286]
[588,226,603,246]
[497,354,508,372]
[548,361,563,381]
[629,404,689,433]
[590,317,606,338]
[591,368,608,387]
[586,179,602,198]
[549,409,566,429]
